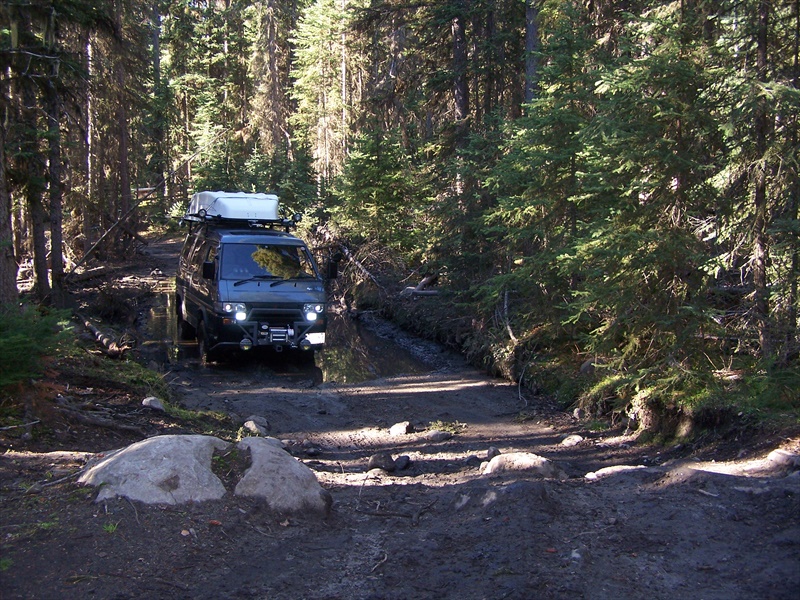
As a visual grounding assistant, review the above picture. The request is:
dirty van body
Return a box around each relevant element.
[175,191,334,362]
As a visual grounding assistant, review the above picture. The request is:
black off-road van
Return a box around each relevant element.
[175,191,335,362]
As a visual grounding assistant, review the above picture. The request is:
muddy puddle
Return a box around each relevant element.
[144,287,433,383]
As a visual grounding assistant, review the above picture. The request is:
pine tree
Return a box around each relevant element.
[290,0,363,182]
[332,127,423,252]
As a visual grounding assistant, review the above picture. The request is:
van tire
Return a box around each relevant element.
[197,320,217,364]
[178,319,196,340]
[175,296,196,340]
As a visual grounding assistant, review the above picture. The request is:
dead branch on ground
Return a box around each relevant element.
[314,225,387,294]
[53,394,147,437]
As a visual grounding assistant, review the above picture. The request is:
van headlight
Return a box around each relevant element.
[303,303,324,322]
[217,302,248,322]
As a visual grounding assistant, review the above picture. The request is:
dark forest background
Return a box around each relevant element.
[1,0,798,421]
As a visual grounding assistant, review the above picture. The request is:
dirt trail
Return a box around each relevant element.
[1,235,798,600]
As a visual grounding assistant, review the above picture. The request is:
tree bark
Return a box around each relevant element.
[452,5,469,126]
[115,0,132,252]
[78,313,131,357]
[46,77,66,308]
[13,6,50,301]
[21,81,51,301]
[151,2,166,210]
[753,0,771,358]
[524,0,540,103]
[451,1,469,200]
[0,124,18,306]
[81,28,95,256]
[785,0,799,362]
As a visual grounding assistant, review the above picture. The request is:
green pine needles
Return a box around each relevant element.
[0,305,73,388]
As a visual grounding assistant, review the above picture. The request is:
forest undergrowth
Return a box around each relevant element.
[327,236,800,448]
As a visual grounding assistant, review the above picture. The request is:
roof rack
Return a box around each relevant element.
[182,191,301,231]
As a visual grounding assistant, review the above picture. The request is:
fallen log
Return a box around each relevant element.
[416,274,439,290]
[400,273,440,297]
[401,289,439,297]
[67,266,112,283]
[76,313,131,358]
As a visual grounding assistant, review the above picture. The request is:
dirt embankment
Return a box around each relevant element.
[1,234,798,600]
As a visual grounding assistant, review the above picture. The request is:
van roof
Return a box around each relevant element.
[210,228,307,247]
[186,191,280,222]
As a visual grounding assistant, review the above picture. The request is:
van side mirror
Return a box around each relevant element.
[202,260,216,279]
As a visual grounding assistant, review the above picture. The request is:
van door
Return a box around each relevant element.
[185,238,217,326]
[176,231,200,323]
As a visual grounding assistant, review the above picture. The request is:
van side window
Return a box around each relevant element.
[179,232,198,267]
[190,240,209,269]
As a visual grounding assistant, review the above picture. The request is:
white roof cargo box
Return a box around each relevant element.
[185,191,280,222]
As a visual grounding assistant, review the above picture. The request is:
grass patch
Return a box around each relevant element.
[1,319,239,441]
[585,419,610,432]
[163,402,235,438]
[37,519,58,531]
[0,401,25,431]
[102,522,119,534]
[57,345,235,430]
[517,354,588,409]
[513,411,539,423]
[428,419,467,434]
[211,446,250,490]
[60,354,174,402]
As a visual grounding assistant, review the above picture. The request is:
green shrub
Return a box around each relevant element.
[0,305,73,388]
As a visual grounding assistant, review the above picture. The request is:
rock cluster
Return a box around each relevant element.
[78,434,330,516]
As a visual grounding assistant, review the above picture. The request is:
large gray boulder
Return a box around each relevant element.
[481,451,568,480]
[78,434,229,504]
[78,434,332,515]
[235,437,332,515]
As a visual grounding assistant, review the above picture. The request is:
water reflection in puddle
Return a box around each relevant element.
[145,290,431,384]
[319,314,431,383]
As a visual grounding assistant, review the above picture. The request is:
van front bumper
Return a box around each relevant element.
[208,317,326,352]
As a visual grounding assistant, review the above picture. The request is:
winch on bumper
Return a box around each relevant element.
[208,304,326,353]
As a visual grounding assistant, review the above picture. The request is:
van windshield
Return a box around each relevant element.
[221,244,316,281]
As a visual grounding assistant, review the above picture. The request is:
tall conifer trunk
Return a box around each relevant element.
[46,77,65,307]
[786,0,800,361]
[21,89,49,302]
[524,0,539,103]
[13,7,50,301]
[27,186,50,302]
[45,11,64,307]
[152,2,166,206]
[0,124,18,305]
[753,0,771,358]
[81,29,94,255]
[115,0,131,248]
[452,6,469,128]
[451,1,469,202]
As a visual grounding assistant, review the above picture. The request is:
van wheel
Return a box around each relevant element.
[178,319,196,340]
[197,321,217,364]
[175,296,196,340]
